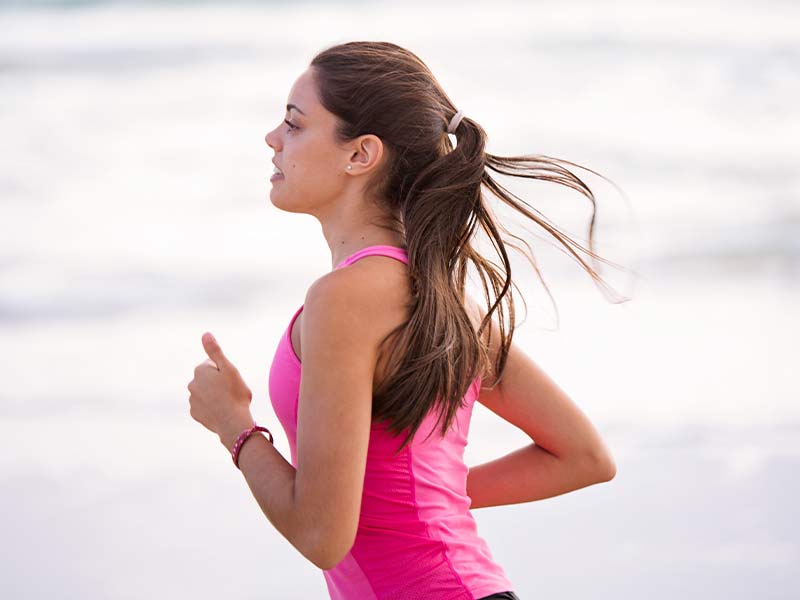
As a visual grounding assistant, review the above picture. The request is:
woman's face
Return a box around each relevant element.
[265,68,351,213]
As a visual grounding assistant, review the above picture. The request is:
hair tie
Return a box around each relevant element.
[447,109,465,134]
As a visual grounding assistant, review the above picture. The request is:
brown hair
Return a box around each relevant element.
[309,41,632,454]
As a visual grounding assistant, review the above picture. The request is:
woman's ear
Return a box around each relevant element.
[349,134,384,175]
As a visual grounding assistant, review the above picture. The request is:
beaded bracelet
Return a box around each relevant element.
[231,422,274,469]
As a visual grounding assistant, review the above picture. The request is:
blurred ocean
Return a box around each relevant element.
[0,1,798,598]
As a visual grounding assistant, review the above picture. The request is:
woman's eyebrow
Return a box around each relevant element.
[286,103,306,116]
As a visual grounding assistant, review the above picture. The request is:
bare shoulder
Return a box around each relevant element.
[305,257,412,384]
[306,256,411,329]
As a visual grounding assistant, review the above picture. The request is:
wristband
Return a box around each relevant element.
[231,422,273,469]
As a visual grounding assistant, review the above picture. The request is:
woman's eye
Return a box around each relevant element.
[284,119,299,131]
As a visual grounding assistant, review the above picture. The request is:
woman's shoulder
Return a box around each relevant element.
[309,256,412,310]
[305,259,412,384]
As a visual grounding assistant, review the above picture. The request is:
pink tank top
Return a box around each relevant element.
[267,244,515,600]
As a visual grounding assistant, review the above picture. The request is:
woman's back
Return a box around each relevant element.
[268,244,516,600]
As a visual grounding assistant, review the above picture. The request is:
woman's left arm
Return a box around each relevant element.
[187,334,318,568]
[217,417,316,563]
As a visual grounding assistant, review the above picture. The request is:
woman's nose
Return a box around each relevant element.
[265,127,279,148]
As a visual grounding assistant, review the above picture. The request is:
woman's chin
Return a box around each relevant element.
[269,185,299,211]
[268,184,282,205]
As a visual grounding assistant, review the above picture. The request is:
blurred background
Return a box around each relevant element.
[1,0,797,598]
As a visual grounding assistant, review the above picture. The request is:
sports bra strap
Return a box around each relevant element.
[335,244,408,270]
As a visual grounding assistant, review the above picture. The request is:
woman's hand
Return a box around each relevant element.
[187,332,254,440]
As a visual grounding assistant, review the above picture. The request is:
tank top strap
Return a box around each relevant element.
[334,244,408,270]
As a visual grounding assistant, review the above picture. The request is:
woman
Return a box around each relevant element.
[188,41,621,599]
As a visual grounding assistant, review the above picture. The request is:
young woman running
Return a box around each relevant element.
[188,40,620,600]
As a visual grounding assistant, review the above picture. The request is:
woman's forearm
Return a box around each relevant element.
[218,422,320,567]
[466,442,613,509]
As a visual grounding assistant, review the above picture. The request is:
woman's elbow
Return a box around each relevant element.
[594,452,617,481]
[580,447,616,482]
[309,527,356,571]
[601,458,616,481]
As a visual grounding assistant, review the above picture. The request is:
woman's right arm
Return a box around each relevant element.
[464,295,616,509]
[466,440,612,509]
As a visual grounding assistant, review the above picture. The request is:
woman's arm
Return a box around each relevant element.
[218,417,319,562]
[463,294,616,510]
[466,442,613,510]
